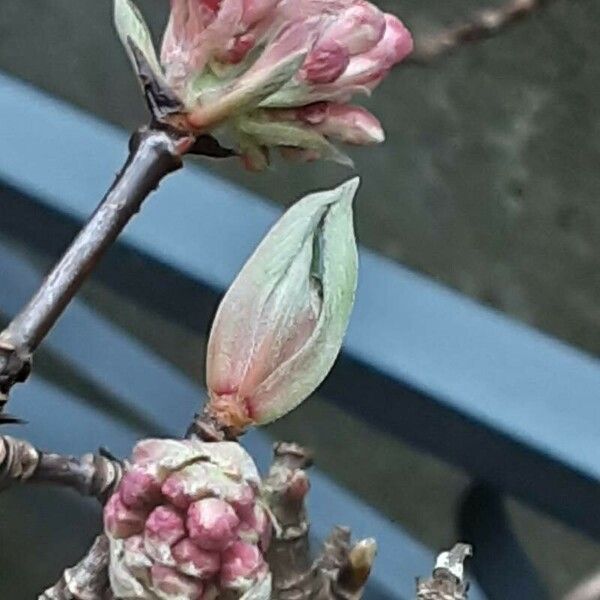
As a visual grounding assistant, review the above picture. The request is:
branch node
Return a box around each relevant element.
[40,534,110,600]
[417,543,473,600]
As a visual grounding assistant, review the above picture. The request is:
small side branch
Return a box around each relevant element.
[408,0,556,65]
[0,435,122,503]
[310,527,376,599]
[263,443,375,599]
[416,543,473,600]
[264,442,313,595]
[0,127,187,413]
[39,535,112,600]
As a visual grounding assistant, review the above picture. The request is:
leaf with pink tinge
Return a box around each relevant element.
[206,178,359,428]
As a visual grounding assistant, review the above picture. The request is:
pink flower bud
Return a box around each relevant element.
[119,468,163,509]
[338,13,413,88]
[220,542,267,589]
[172,539,221,579]
[151,564,204,599]
[116,0,411,168]
[317,1,386,56]
[301,39,349,84]
[187,498,240,551]
[242,0,279,27]
[238,504,271,551]
[106,438,270,598]
[144,505,187,564]
[270,102,383,144]
[229,484,256,521]
[314,104,384,144]
[104,494,147,539]
[161,462,254,511]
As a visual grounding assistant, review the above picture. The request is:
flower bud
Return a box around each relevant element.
[187,498,240,550]
[151,564,204,599]
[221,542,267,591]
[337,14,413,90]
[104,494,147,539]
[171,539,221,578]
[206,178,359,430]
[144,506,186,564]
[105,438,272,599]
[301,39,349,84]
[120,468,164,509]
[317,1,386,56]
[113,0,412,169]
[270,102,384,145]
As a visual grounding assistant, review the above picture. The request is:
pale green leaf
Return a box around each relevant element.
[187,51,306,128]
[238,118,353,167]
[114,0,162,79]
[206,178,360,426]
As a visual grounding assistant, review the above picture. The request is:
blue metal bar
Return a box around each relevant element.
[459,484,548,600]
[0,240,462,600]
[0,73,599,544]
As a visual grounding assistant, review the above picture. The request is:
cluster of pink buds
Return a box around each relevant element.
[114,0,413,169]
[104,438,272,599]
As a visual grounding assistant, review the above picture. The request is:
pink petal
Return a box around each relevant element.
[301,39,350,84]
[119,468,163,509]
[172,539,221,578]
[237,504,272,551]
[146,506,186,543]
[151,564,204,599]
[104,494,147,539]
[220,542,266,588]
[315,104,384,144]
[242,0,280,27]
[187,498,240,551]
[318,1,386,56]
[339,13,413,87]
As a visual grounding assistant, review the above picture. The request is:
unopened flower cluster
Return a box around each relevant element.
[116,0,413,169]
[104,438,272,599]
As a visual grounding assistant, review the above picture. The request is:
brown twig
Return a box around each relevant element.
[263,442,313,595]
[39,535,112,600]
[0,435,122,503]
[408,0,556,65]
[0,126,188,413]
[416,544,473,600]
[263,442,375,599]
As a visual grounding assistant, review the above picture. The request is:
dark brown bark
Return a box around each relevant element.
[39,535,112,600]
[0,435,122,502]
[408,0,557,65]
[263,443,376,599]
[0,127,187,413]
[416,544,473,600]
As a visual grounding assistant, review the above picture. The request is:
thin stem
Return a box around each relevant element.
[0,434,123,503]
[39,535,111,600]
[408,0,556,65]
[264,442,313,595]
[416,544,473,600]
[0,127,187,410]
